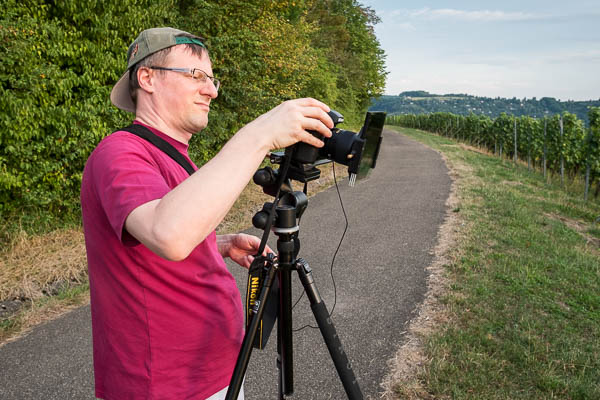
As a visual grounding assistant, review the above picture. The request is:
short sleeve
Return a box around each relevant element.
[88,134,172,244]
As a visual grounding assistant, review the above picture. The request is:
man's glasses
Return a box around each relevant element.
[149,66,220,91]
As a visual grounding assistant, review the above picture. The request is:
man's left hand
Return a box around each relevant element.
[217,233,272,268]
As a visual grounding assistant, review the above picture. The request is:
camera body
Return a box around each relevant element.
[291,110,360,165]
[288,110,385,181]
[257,110,385,189]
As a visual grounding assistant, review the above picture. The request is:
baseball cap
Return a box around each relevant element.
[110,27,206,113]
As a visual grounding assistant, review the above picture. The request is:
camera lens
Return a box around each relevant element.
[319,129,363,165]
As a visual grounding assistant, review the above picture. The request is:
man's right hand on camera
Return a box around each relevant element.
[238,98,334,151]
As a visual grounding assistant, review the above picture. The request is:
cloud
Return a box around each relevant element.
[392,8,544,22]
[541,49,600,64]
[456,48,600,67]
[395,22,416,31]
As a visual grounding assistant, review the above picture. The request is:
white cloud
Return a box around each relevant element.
[396,22,416,31]
[541,49,600,64]
[392,7,543,22]
[455,48,600,67]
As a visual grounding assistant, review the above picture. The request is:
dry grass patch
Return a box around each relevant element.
[0,228,87,301]
[0,228,89,345]
[0,287,89,345]
[501,180,523,187]
[543,212,600,251]
[459,143,494,157]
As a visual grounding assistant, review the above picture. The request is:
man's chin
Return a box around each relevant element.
[187,117,209,134]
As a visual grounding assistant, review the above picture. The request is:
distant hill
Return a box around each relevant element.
[369,91,600,125]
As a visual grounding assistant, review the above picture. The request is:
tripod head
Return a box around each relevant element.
[251,165,308,232]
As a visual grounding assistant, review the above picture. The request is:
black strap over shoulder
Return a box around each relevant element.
[120,124,195,176]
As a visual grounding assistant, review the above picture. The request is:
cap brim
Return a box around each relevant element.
[110,71,136,113]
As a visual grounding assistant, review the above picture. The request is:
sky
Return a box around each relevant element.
[359,1,600,101]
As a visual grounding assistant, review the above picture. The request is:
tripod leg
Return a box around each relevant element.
[296,259,363,400]
[226,262,279,400]
[278,268,294,397]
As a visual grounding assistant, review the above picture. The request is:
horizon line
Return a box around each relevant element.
[378,91,600,102]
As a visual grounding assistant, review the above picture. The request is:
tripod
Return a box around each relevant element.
[225,185,363,399]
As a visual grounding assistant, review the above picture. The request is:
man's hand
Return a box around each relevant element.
[217,233,273,268]
[238,98,335,152]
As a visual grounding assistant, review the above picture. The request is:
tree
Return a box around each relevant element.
[0,0,388,219]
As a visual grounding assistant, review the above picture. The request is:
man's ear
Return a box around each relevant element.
[137,67,155,95]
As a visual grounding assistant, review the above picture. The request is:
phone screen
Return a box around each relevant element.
[356,111,386,180]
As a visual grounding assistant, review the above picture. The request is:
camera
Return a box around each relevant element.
[251,110,386,231]
[262,110,386,186]
[292,110,352,164]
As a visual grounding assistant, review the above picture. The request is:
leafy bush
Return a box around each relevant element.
[0,0,386,224]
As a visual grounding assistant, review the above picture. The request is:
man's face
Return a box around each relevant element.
[152,45,218,137]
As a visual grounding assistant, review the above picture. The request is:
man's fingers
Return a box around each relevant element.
[294,97,331,113]
[283,99,333,131]
[301,116,333,143]
[302,106,334,130]
[300,130,325,148]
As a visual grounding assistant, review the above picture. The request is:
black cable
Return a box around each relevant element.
[291,280,306,311]
[327,162,349,318]
[293,162,349,332]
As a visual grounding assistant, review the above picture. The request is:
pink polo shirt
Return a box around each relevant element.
[81,122,243,400]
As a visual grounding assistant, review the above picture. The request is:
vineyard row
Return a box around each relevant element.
[387,108,600,200]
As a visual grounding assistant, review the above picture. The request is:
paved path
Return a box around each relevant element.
[0,130,451,399]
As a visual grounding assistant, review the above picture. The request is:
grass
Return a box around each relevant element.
[0,228,87,301]
[386,126,600,399]
[0,162,346,345]
[0,283,90,344]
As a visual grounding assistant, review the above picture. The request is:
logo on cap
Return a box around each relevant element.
[130,43,139,62]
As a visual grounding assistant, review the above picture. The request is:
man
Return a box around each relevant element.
[80,27,333,400]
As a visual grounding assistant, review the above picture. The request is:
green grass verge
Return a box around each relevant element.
[388,126,600,399]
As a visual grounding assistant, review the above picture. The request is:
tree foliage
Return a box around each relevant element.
[0,0,387,220]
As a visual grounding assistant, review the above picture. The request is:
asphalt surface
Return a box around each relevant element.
[0,129,452,399]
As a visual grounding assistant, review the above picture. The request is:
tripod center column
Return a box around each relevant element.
[273,204,298,395]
